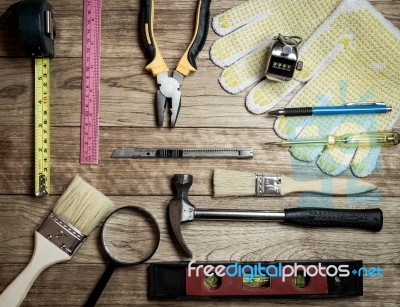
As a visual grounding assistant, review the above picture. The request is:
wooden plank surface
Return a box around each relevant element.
[0,0,399,306]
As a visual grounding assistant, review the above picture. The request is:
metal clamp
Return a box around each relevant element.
[36,174,49,196]
[38,212,86,255]
[255,175,281,196]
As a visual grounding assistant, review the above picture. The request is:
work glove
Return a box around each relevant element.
[210,0,342,112]
[211,0,400,177]
[271,0,400,177]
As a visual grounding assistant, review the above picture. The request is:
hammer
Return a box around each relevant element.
[168,174,383,258]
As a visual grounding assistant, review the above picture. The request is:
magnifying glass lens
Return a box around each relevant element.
[102,207,159,264]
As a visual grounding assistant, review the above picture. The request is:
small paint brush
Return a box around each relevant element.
[0,176,113,307]
[213,169,377,197]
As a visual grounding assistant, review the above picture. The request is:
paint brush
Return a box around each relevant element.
[213,169,377,197]
[0,176,113,307]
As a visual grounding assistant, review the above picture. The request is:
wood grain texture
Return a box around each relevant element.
[0,0,399,305]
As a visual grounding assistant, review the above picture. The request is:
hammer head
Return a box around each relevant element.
[168,174,196,258]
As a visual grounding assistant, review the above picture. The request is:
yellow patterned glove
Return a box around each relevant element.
[272,0,400,177]
[210,0,342,113]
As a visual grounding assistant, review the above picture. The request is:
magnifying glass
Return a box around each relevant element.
[85,206,160,307]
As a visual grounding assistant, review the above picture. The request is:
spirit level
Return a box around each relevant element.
[80,0,102,164]
[149,261,363,299]
[34,58,51,196]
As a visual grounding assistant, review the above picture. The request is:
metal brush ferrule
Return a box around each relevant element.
[38,211,87,256]
[255,175,281,196]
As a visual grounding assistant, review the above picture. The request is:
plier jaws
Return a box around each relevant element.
[140,0,212,127]
[156,71,183,127]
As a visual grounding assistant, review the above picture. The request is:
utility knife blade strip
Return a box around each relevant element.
[111,148,253,159]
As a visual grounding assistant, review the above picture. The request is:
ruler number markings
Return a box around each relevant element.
[80,0,101,164]
[35,58,50,196]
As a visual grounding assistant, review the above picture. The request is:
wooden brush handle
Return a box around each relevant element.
[0,231,71,307]
[280,176,376,195]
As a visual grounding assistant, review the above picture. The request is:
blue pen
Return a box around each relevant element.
[269,102,392,116]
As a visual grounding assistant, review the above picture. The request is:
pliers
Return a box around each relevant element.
[140,0,212,127]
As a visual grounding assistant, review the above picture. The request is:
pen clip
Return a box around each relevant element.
[344,102,386,106]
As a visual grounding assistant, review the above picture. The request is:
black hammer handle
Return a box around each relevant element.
[283,208,383,231]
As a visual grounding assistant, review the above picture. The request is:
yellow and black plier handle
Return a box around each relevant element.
[140,0,211,77]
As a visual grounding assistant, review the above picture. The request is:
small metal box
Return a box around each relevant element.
[265,34,303,82]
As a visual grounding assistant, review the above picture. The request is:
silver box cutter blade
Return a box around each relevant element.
[111,148,253,159]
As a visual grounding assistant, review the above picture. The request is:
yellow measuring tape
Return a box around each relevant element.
[34,58,50,196]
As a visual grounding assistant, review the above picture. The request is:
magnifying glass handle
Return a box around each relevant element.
[84,263,116,307]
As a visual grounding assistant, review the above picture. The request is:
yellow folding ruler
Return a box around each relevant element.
[34,58,50,196]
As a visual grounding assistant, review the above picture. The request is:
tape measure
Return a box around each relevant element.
[34,58,51,196]
[1,0,55,195]
[80,0,102,164]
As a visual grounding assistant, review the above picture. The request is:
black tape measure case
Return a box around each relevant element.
[0,0,55,57]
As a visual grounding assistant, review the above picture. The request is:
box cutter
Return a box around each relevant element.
[139,0,212,127]
[112,148,253,159]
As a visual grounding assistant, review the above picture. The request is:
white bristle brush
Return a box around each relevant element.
[0,176,113,307]
[213,169,377,197]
